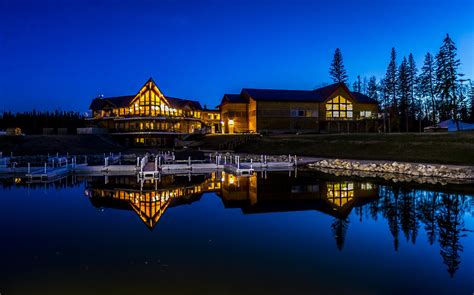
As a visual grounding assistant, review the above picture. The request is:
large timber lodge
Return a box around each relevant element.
[87,78,379,146]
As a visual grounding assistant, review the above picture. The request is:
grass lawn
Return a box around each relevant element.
[229,132,474,166]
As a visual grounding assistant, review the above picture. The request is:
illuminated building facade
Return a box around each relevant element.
[87,78,221,146]
[218,82,379,134]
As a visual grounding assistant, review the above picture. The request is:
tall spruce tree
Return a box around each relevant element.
[384,48,398,132]
[398,57,410,131]
[353,75,362,92]
[362,77,368,94]
[329,48,348,83]
[469,80,474,121]
[367,76,379,102]
[435,34,460,127]
[418,52,437,124]
[407,54,419,121]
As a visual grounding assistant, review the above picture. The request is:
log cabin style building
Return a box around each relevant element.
[219,82,379,134]
[87,78,221,146]
[87,79,379,146]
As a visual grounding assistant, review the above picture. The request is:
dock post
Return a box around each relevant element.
[159,156,162,169]
[224,156,227,165]
[294,155,297,166]
[28,163,30,174]
[188,156,191,167]
[44,163,47,174]
[155,156,158,172]
[237,156,240,170]
[250,159,253,169]
[209,154,212,162]
[137,157,140,167]
[52,159,55,168]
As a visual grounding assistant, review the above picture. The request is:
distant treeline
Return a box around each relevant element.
[0,110,86,134]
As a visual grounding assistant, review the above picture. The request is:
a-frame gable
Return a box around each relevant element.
[322,83,357,104]
[130,78,171,107]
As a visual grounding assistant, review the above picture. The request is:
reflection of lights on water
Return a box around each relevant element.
[229,175,235,185]
[14,178,22,184]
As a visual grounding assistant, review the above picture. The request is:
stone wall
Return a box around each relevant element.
[307,159,474,181]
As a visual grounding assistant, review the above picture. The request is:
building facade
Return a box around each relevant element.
[87,78,221,146]
[87,80,380,146]
[218,83,379,134]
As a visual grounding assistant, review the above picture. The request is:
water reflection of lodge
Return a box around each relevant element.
[218,172,378,218]
[85,174,222,229]
[85,171,379,229]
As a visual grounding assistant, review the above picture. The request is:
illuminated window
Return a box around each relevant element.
[325,96,353,119]
[326,181,354,207]
[360,111,372,118]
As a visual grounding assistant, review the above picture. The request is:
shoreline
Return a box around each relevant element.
[221,153,474,184]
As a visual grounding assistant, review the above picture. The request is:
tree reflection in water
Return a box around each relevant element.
[4,171,472,278]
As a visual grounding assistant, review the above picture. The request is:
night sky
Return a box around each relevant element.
[1,0,473,112]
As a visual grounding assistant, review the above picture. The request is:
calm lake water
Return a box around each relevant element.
[0,171,473,295]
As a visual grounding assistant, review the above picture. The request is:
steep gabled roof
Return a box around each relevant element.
[89,78,202,111]
[225,82,377,105]
[89,95,135,110]
[241,82,350,103]
[351,92,378,104]
[242,88,323,102]
[224,94,248,103]
[166,96,202,110]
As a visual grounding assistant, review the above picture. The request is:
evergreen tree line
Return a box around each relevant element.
[329,34,474,132]
[0,110,85,134]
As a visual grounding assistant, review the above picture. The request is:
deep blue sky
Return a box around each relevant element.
[1,0,473,112]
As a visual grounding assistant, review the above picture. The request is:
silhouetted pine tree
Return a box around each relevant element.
[329,48,348,83]
[418,52,438,124]
[367,76,379,102]
[407,53,420,130]
[469,81,474,121]
[457,74,470,121]
[352,75,362,92]
[419,192,439,245]
[362,77,368,95]
[384,48,398,132]
[435,34,461,126]
[398,57,410,132]
[437,194,466,277]
[331,217,350,251]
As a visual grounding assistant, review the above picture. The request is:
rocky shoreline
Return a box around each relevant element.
[307,158,474,184]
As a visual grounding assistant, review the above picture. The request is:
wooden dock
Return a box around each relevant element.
[0,152,300,180]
